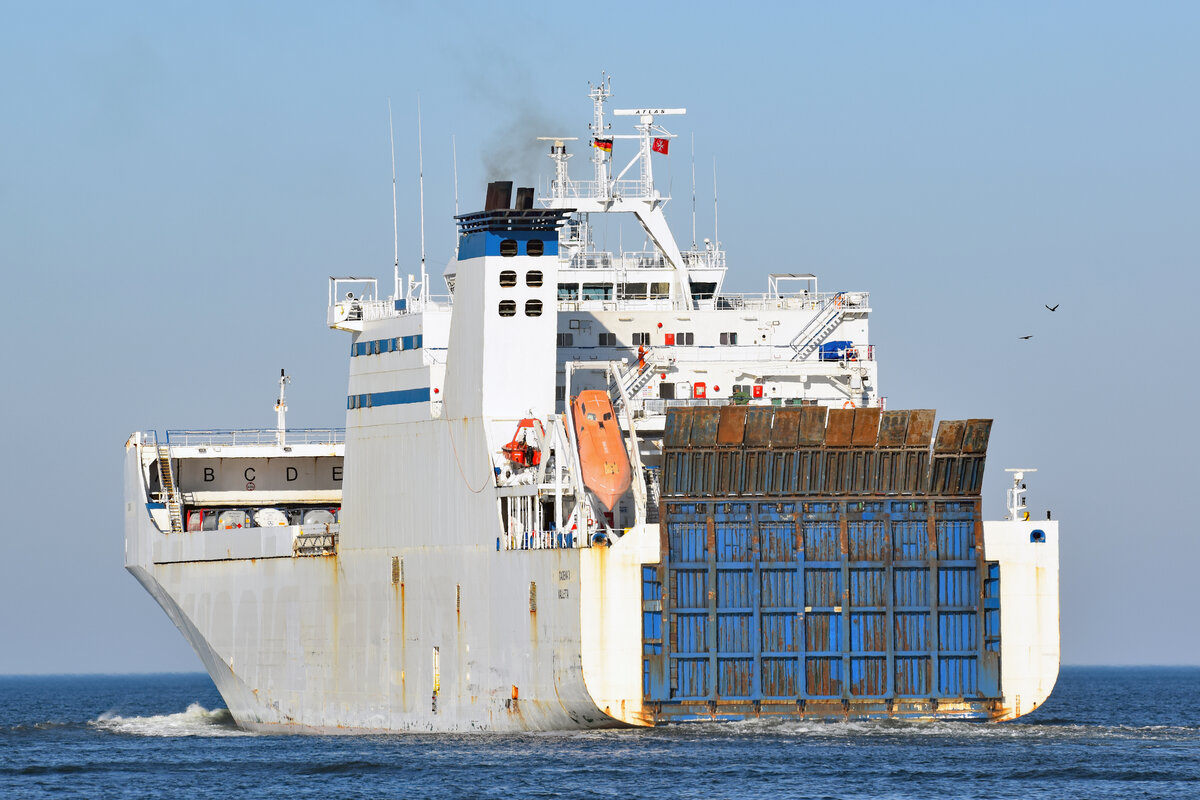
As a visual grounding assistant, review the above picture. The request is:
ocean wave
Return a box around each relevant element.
[647,715,1200,744]
[88,702,249,737]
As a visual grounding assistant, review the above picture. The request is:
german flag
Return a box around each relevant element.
[593,138,613,152]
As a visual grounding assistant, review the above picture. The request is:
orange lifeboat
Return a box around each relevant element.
[572,390,631,512]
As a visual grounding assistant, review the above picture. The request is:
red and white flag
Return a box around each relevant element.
[652,137,669,155]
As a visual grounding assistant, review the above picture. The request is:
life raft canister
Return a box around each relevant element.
[502,418,545,467]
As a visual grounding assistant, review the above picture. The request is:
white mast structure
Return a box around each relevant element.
[540,75,694,309]
[274,369,291,447]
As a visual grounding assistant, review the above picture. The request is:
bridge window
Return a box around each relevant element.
[500,239,519,257]
[499,300,516,317]
[526,239,544,257]
[558,283,579,300]
[582,283,612,301]
[525,299,543,317]
[526,270,543,287]
[650,282,670,299]
[620,282,648,300]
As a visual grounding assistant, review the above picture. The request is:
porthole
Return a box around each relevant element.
[526,270,543,287]
[525,299,543,317]
[500,239,519,257]
[527,239,544,257]
[499,300,516,317]
[499,270,517,288]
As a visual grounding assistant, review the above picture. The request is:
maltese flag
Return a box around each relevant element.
[652,137,669,155]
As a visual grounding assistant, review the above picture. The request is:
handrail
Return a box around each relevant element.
[166,429,345,446]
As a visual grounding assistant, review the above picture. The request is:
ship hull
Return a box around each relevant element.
[124,409,1058,732]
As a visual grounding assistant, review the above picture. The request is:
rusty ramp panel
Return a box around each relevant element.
[716,406,749,445]
[878,410,910,447]
[825,408,855,446]
[906,409,935,447]
[689,407,721,446]
[771,408,802,448]
[743,407,774,448]
[851,408,881,446]
[663,408,694,448]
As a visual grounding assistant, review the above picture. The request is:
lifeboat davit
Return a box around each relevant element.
[572,390,632,512]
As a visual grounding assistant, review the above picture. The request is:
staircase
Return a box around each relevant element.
[610,350,659,414]
[157,444,184,533]
[790,293,846,361]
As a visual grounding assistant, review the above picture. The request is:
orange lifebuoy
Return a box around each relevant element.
[843,400,856,409]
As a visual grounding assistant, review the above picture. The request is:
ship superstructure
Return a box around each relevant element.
[124,76,1059,731]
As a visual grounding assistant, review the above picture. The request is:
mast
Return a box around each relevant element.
[588,73,612,193]
[713,157,719,251]
[452,134,459,259]
[691,133,696,249]
[274,368,291,447]
[388,100,399,301]
[417,98,427,311]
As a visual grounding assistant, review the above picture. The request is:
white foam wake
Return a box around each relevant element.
[90,702,249,737]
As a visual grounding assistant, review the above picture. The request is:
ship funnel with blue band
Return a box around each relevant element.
[455,181,573,261]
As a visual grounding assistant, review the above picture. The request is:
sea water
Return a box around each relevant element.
[1,667,1197,799]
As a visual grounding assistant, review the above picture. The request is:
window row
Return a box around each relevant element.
[499,269,543,288]
[556,282,671,301]
[499,300,543,318]
[550,330,738,347]
[352,334,423,357]
[499,239,545,257]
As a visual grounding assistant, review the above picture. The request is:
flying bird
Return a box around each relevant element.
[1045,303,1059,311]
[1018,335,1033,340]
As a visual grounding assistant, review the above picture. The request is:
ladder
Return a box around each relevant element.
[790,293,846,361]
[645,468,662,525]
[157,443,184,533]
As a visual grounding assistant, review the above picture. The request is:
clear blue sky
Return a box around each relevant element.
[2,1,1197,673]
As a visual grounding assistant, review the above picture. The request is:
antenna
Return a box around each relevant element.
[690,133,696,249]
[417,98,427,311]
[388,99,399,301]
[452,134,459,259]
[713,157,719,250]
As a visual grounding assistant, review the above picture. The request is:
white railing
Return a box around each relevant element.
[681,249,728,270]
[550,179,652,201]
[501,529,588,551]
[620,251,669,269]
[568,252,613,270]
[354,296,453,321]
[165,429,345,446]
[715,290,868,312]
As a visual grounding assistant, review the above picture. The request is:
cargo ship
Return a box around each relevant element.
[123,76,1059,732]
